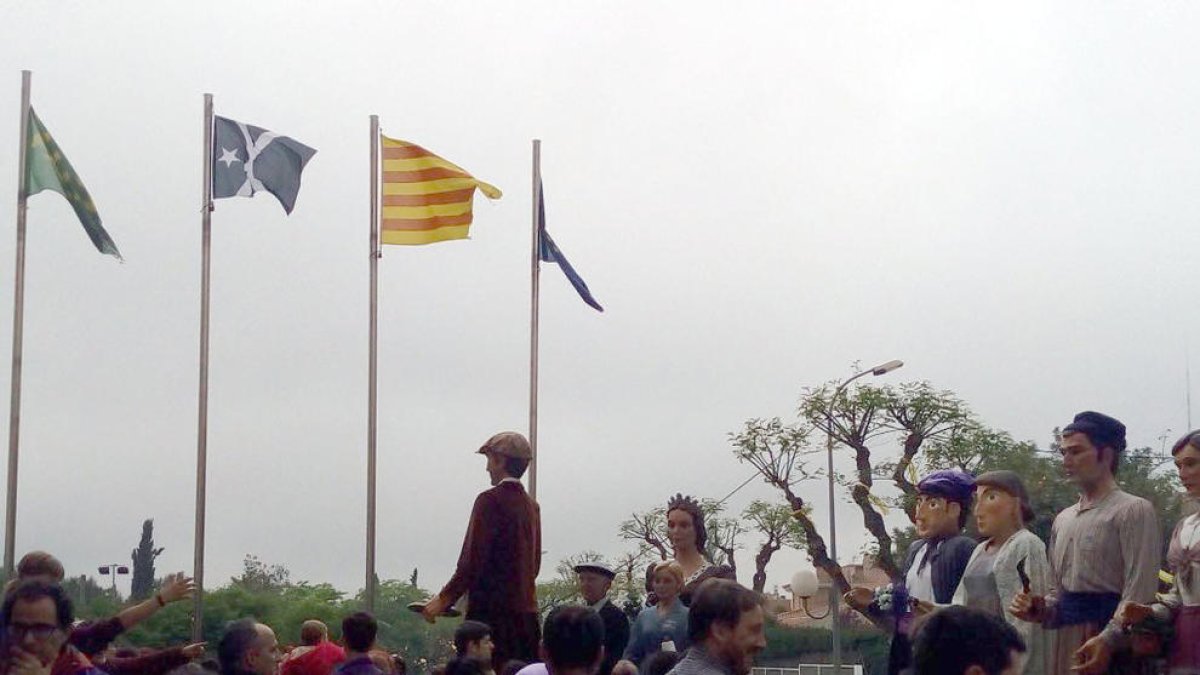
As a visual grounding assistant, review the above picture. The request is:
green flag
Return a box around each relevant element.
[25,108,121,259]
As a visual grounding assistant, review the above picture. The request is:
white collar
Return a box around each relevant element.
[500,477,523,486]
[589,597,610,611]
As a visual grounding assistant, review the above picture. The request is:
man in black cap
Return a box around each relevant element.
[1011,411,1160,675]
[575,562,629,675]
[423,432,542,672]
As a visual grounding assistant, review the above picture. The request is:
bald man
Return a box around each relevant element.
[280,620,345,675]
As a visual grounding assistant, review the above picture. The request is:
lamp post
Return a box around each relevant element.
[826,359,903,673]
[97,563,129,594]
[790,568,829,619]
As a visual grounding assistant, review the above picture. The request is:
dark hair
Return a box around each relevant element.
[503,456,530,480]
[912,605,1025,675]
[342,612,378,653]
[666,494,708,551]
[686,579,760,643]
[499,661,527,675]
[445,658,486,675]
[1,580,73,629]
[1172,430,1200,456]
[218,618,261,675]
[1063,428,1127,474]
[642,651,681,675]
[953,497,972,530]
[543,606,605,671]
[454,620,491,657]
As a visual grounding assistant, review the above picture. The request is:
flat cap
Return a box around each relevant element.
[573,563,617,579]
[477,431,532,460]
[917,469,976,503]
[975,470,1035,523]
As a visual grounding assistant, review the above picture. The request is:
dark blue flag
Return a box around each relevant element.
[212,116,316,214]
[538,183,603,312]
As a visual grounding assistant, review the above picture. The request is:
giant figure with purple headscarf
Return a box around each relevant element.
[845,469,977,673]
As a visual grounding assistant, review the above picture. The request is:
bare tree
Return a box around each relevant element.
[618,508,670,561]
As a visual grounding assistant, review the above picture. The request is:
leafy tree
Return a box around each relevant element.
[730,417,850,591]
[800,382,904,580]
[883,383,973,519]
[232,555,291,592]
[130,519,164,601]
[742,500,806,592]
[699,499,745,574]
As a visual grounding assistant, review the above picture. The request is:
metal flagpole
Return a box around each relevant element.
[366,115,380,611]
[192,93,214,642]
[4,70,32,576]
[528,140,541,501]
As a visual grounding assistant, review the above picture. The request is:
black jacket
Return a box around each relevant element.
[901,534,976,604]
[596,599,630,675]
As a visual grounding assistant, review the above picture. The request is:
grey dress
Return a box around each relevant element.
[952,529,1052,675]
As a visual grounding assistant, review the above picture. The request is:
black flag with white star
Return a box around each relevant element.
[212,116,316,214]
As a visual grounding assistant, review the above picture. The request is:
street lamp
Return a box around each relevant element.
[826,359,903,673]
[790,569,829,619]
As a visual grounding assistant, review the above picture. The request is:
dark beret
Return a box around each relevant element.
[1064,411,1126,450]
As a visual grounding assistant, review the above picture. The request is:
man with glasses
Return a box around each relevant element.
[2,580,106,675]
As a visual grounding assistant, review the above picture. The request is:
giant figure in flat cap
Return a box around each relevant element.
[422,432,542,672]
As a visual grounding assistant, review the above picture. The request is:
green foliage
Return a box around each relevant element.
[760,621,890,675]
[86,557,458,674]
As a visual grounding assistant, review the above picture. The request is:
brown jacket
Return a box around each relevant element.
[439,480,541,616]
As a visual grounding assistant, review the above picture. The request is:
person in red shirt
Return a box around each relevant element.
[279,621,344,675]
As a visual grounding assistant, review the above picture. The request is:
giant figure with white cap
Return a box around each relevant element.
[422,432,542,672]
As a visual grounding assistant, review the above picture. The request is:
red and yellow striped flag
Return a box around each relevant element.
[380,136,502,245]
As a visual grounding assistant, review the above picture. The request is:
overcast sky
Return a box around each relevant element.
[0,2,1198,599]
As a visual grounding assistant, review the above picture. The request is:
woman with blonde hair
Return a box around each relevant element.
[613,561,689,675]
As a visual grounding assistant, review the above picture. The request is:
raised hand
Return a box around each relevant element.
[159,573,196,604]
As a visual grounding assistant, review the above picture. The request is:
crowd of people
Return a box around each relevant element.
[6,416,1200,675]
